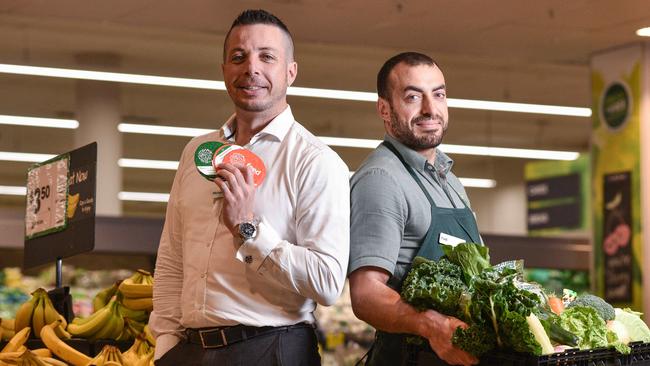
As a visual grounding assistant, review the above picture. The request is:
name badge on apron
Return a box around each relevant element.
[439,232,466,247]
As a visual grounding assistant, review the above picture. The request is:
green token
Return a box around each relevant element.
[194,141,225,181]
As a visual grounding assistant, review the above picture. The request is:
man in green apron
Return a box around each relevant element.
[348,52,480,366]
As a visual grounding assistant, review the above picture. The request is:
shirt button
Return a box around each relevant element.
[200,273,206,278]
[245,255,253,264]
[206,242,211,248]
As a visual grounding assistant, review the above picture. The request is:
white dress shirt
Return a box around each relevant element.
[149,106,350,359]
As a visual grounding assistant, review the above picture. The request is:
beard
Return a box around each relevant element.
[389,110,447,150]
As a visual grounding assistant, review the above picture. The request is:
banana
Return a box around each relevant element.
[53,322,72,340]
[31,296,46,338]
[14,295,38,332]
[0,319,15,330]
[120,297,152,312]
[92,282,121,313]
[56,314,68,330]
[42,295,62,328]
[142,325,156,347]
[118,270,153,299]
[89,310,122,341]
[134,351,154,366]
[0,351,22,360]
[67,306,112,338]
[122,337,143,366]
[40,357,69,366]
[30,349,51,358]
[89,345,120,366]
[1,327,30,353]
[40,321,91,366]
[117,303,148,324]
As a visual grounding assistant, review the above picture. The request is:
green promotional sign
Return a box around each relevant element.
[601,82,630,130]
[591,45,642,310]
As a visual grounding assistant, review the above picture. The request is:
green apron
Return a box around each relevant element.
[365,141,481,366]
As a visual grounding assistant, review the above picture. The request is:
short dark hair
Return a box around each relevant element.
[377,52,440,99]
[223,9,294,61]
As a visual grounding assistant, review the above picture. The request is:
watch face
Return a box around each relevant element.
[239,222,256,239]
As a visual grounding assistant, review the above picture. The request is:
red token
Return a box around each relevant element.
[212,145,266,187]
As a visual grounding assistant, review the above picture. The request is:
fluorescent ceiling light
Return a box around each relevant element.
[115,124,579,160]
[0,115,78,129]
[318,136,383,149]
[118,123,213,137]
[0,185,27,196]
[447,98,590,117]
[0,151,56,163]
[0,63,590,117]
[118,158,179,170]
[0,63,225,90]
[438,144,579,161]
[118,191,170,202]
[458,178,497,188]
[636,27,650,37]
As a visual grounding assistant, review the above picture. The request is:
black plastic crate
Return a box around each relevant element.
[480,343,650,366]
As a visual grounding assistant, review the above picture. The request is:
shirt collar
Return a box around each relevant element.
[221,105,295,143]
[383,134,454,175]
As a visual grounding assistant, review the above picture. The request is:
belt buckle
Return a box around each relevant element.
[198,328,228,349]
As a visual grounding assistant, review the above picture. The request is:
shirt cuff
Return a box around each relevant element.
[235,218,280,270]
[154,334,182,361]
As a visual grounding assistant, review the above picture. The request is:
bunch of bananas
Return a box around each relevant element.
[14,289,70,339]
[1,318,15,341]
[86,345,126,366]
[117,270,153,312]
[0,326,65,366]
[67,299,127,341]
[121,335,153,366]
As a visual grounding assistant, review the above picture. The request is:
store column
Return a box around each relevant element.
[591,42,650,314]
[74,53,122,216]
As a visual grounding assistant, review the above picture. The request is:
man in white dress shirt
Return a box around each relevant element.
[149,9,350,366]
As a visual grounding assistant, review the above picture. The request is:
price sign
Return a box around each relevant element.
[25,155,70,239]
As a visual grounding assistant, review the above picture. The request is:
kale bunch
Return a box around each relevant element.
[401,256,467,316]
[454,262,544,356]
[401,244,551,358]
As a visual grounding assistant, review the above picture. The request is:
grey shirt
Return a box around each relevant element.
[348,134,474,282]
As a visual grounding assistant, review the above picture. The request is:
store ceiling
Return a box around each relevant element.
[2,0,648,65]
[0,1,649,217]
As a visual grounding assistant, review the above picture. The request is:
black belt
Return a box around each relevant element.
[185,323,312,349]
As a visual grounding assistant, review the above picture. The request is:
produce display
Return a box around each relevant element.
[401,242,650,359]
[0,269,156,366]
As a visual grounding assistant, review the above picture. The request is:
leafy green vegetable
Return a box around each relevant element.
[442,243,491,283]
[615,308,650,342]
[401,257,467,315]
[559,306,629,354]
[452,324,496,357]
[566,294,615,321]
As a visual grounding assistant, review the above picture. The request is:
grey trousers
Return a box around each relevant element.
[155,325,321,366]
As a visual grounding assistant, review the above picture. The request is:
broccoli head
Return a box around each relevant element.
[566,294,615,321]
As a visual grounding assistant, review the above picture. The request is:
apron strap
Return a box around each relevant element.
[382,141,436,207]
